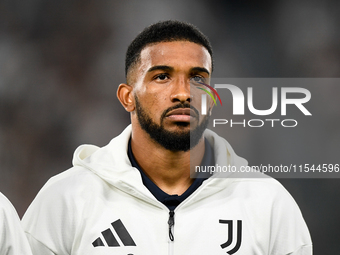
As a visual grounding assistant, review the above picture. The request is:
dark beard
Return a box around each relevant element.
[134,96,210,152]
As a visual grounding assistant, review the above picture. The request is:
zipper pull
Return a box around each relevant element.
[168,211,175,241]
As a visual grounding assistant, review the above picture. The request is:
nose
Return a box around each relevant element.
[170,78,192,103]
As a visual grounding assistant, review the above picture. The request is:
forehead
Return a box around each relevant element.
[139,41,212,72]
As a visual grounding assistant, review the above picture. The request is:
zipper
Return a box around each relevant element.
[166,178,216,242]
[164,178,218,254]
[168,211,175,241]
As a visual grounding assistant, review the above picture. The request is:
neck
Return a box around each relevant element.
[131,123,205,196]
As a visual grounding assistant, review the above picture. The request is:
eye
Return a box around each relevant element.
[155,73,169,81]
[190,75,206,85]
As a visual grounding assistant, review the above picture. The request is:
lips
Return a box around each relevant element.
[165,108,197,122]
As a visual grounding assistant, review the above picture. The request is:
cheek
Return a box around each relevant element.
[150,91,167,105]
[190,85,203,97]
[150,93,160,104]
[138,93,163,113]
[154,94,169,112]
[191,89,205,105]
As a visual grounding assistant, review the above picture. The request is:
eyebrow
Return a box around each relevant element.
[190,67,210,76]
[147,65,174,73]
[147,65,210,75]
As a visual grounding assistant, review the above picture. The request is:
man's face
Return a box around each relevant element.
[131,41,213,151]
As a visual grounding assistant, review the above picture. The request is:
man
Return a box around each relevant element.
[22,20,312,254]
[0,192,33,254]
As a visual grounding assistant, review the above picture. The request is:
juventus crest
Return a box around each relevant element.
[219,220,242,254]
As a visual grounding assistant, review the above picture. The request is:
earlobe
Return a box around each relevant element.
[117,83,135,112]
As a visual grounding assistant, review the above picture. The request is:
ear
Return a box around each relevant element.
[117,83,135,112]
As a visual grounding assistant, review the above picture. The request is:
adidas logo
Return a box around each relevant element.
[92,219,136,247]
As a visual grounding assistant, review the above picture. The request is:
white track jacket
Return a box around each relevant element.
[0,193,33,255]
[22,125,312,255]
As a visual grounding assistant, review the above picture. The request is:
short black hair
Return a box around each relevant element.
[125,20,213,81]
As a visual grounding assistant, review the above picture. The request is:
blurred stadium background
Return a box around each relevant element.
[1,0,339,253]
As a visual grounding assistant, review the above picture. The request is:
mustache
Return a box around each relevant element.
[160,103,200,121]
